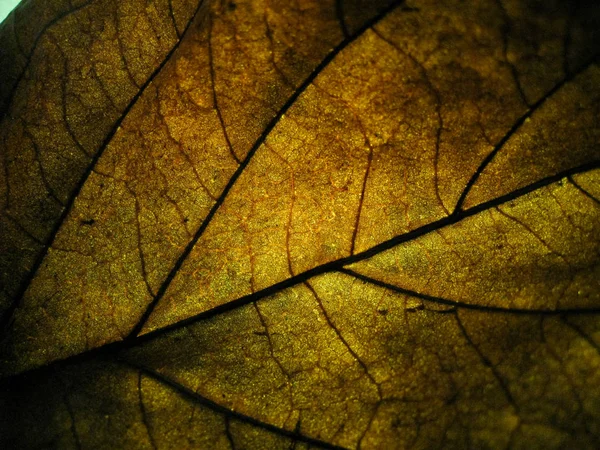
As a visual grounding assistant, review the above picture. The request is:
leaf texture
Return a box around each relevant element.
[0,0,201,315]
[1,0,599,448]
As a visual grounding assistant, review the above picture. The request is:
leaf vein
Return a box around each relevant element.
[3,163,598,382]
[120,357,347,450]
[127,0,407,339]
[0,0,96,121]
[0,0,208,335]
[454,55,599,212]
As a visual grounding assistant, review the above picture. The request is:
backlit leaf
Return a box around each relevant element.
[1,0,599,448]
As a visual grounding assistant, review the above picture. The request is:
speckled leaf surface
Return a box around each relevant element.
[1,0,599,448]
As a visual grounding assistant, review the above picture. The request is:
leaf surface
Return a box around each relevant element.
[1,0,600,448]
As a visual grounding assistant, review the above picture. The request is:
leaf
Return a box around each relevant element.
[1,0,599,448]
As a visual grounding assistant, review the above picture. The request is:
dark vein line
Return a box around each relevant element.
[253,301,290,381]
[208,15,241,165]
[115,5,141,89]
[563,317,600,355]
[304,281,381,398]
[496,0,529,106]
[168,0,181,39]
[0,0,96,122]
[0,0,207,335]
[164,119,218,201]
[4,161,598,383]
[224,416,236,449]
[126,0,407,340]
[568,175,600,206]
[453,54,599,213]
[432,92,447,214]
[51,33,91,158]
[344,161,599,268]
[350,139,373,255]
[454,313,519,411]
[306,81,373,255]
[138,372,158,450]
[357,403,380,450]
[285,166,296,276]
[9,9,26,56]
[263,11,295,89]
[539,319,588,422]
[119,358,347,450]
[288,436,297,450]
[126,185,156,297]
[494,207,567,263]
[126,164,600,341]
[62,387,82,450]
[339,268,600,316]
[372,27,450,215]
[335,0,349,39]
[4,212,44,245]
[89,66,119,112]
[23,127,64,206]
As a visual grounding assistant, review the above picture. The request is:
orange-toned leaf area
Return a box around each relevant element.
[1,0,599,447]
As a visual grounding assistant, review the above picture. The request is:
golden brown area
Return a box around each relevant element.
[2,0,396,371]
[127,272,600,448]
[145,0,599,331]
[464,66,600,209]
[0,0,599,448]
[351,171,600,311]
[0,0,199,314]
[0,360,316,449]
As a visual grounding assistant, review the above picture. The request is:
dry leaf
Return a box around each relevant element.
[1,0,599,448]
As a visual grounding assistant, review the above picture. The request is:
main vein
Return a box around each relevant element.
[126,0,407,339]
[120,357,348,450]
[5,160,597,382]
[0,0,208,333]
